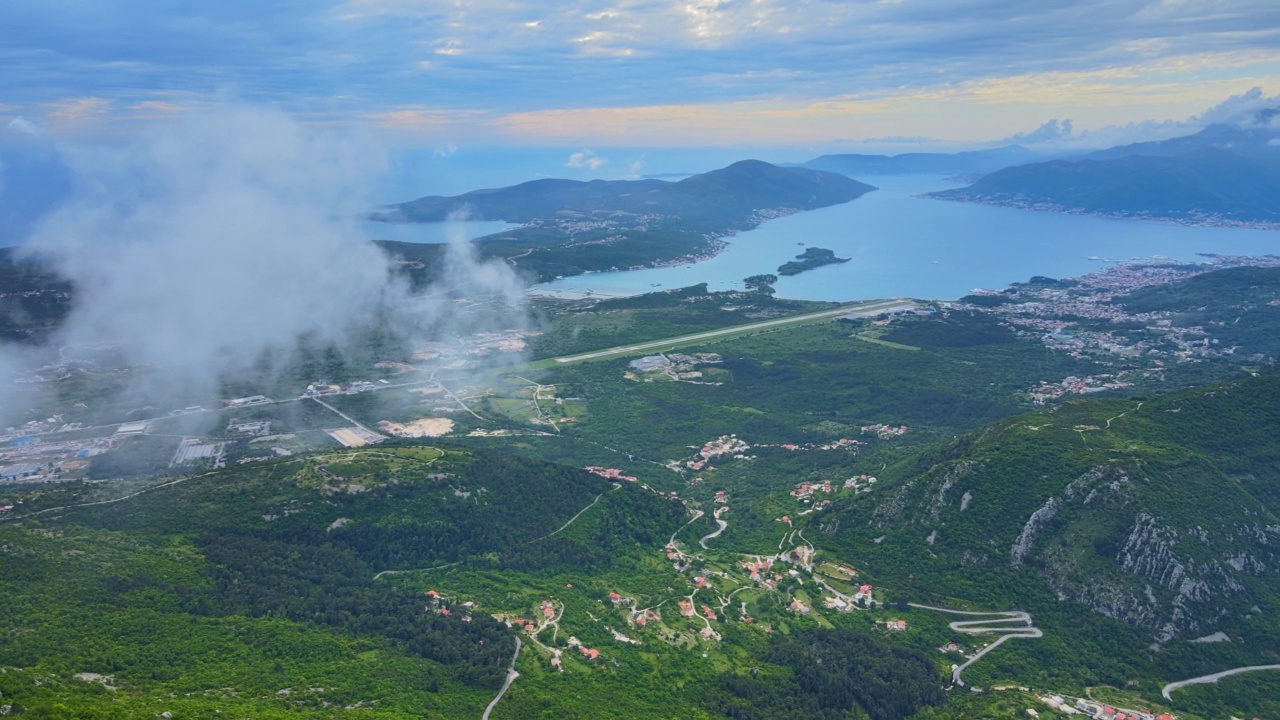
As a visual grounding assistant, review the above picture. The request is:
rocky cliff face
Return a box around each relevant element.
[831,374,1280,642]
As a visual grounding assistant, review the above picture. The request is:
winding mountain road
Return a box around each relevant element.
[699,509,728,549]
[908,604,1043,686]
[1161,664,1280,700]
[482,638,522,720]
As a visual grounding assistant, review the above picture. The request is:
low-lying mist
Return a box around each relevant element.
[0,104,527,427]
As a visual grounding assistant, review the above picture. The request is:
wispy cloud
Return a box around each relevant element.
[46,97,111,122]
[565,149,608,170]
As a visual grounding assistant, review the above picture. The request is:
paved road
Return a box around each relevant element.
[553,299,915,364]
[1161,664,1280,700]
[482,638,522,720]
[312,397,385,438]
[669,509,706,548]
[908,604,1043,686]
[699,518,728,549]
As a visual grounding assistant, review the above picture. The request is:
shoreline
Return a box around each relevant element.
[924,194,1280,232]
[529,252,1280,304]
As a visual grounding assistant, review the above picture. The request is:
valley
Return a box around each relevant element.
[4,256,1280,718]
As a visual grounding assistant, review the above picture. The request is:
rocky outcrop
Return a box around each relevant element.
[1011,496,1062,565]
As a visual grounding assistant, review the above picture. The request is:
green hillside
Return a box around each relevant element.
[0,445,685,717]
[817,371,1280,647]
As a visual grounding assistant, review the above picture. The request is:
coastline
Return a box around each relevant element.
[924,194,1280,232]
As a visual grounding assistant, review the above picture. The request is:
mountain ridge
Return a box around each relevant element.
[927,114,1280,226]
[816,370,1280,644]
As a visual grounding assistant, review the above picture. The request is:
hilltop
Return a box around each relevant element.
[928,112,1280,227]
[381,160,873,225]
[372,160,876,280]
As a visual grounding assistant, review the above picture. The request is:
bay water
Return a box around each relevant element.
[532,175,1280,302]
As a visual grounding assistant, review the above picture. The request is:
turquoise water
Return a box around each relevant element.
[533,175,1280,302]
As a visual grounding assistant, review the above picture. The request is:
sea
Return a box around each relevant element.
[531,175,1280,302]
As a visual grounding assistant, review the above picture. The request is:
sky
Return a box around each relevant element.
[1,0,1279,150]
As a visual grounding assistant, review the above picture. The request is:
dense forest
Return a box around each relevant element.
[706,628,945,720]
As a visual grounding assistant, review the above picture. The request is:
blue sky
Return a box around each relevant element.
[2,0,1279,148]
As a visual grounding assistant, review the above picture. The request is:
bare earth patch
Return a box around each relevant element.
[378,418,455,437]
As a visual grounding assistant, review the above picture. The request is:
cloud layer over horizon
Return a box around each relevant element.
[1,1,1278,146]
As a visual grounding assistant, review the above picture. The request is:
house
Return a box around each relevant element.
[678,599,695,617]
[886,620,906,631]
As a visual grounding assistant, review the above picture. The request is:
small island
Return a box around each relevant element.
[777,247,850,276]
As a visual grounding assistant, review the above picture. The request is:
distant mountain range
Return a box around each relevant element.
[374,160,876,281]
[800,145,1038,176]
[928,111,1280,227]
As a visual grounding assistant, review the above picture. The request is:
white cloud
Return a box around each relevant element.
[2,104,526,422]
[565,149,608,170]
[628,159,645,176]
[1007,119,1074,144]
[6,116,43,137]
[1192,86,1280,126]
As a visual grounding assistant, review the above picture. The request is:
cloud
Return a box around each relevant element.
[565,149,608,170]
[1,104,526,424]
[46,97,111,122]
[3,1,1280,145]
[1008,119,1074,144]
[7,116,43,138]
[1192,86,1280,126]
[628,159,645,176]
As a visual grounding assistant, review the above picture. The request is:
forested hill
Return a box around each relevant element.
[0,444,687,717]
[816,370,1280,645]
[927,112,1280,226]
[370,160,876,280]
[928,149,1280,225]
[379,160,874,225]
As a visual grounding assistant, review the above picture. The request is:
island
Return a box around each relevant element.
[776,247,850,276]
